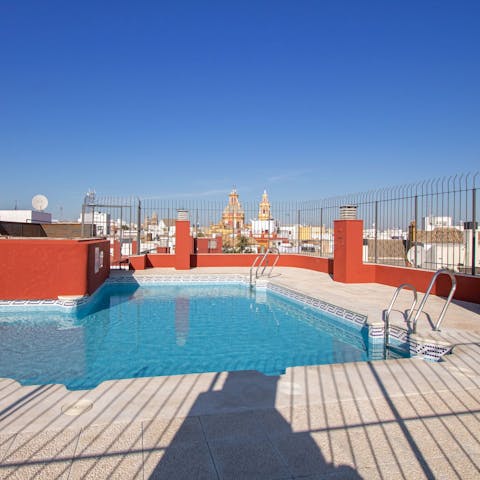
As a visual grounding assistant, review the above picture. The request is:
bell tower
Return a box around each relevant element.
[258,190,271,220]
[221,188,245,228]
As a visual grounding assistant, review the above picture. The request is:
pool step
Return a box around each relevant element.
[386,344,410,359]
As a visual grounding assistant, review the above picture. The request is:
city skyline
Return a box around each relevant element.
[1,1,479,219]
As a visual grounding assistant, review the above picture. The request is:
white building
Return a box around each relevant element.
[278,225,298,242]
[422,216,452,231]
[251,219,278,235]
[79,211,111,235]
[0,210,52,224]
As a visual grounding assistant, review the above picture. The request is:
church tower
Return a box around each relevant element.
[258,190,271,220]
[221,188,245,229]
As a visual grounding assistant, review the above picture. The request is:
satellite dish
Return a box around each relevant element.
[406,243,431,268]
[32,194,49,211]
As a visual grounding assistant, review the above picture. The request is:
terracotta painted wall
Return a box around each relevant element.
[333,220,367,283]
[193,254,258,268]
[175,220,193,270]
[147,254,176,268]
[0,238,110,300]
[276,255,333,274]
[374,264,479,302]
[127,218,479,304]
[192,253,333,274]
[191,253,478,302]
[194,237,223,254]
[111,240,121,263]
[87,241,111,295]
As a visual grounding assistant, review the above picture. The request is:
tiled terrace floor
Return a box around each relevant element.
[1,267,479,479]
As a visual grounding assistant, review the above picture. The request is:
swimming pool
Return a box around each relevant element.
[0,280,397,390]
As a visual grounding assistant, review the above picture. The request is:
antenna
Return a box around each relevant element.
[85,189,96,205]
[32,194,49,212]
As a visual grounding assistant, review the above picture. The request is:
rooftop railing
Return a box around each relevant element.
[81,172,479,275]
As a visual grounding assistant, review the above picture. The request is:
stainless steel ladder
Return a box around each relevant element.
[412,268,457,333]
[384,283,418,347]
[249,248,280,286]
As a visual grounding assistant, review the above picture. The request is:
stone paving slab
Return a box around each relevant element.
[0,267,479,479]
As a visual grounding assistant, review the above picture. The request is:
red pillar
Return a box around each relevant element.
[333,219,364,283]
[111,240,121,262]
[175,219,192,270]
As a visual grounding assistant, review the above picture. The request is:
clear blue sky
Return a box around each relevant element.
[1,0,479,219]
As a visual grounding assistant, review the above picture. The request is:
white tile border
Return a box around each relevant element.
[266,283,367,326]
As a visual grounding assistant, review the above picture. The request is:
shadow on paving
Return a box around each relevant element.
[145,370,363,479]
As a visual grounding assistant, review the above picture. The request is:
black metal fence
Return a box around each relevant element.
[81,172,479,275]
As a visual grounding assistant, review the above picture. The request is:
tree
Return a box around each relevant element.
[236,235,251,253]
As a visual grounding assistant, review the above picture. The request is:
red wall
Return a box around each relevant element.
[175,220,193,270]
[333,220,365,283]
[194,237,223,254]
[374,264,478,302]
[191,254,477,302]
[127,218,480,305]
[189,253,334,273]
[87,241,111,295]
[0,238,110,300]
[111,239,121,264]
[146,254,176,268]
[193,253,258,267]
[132,252,333,274]
[277,255,333,274]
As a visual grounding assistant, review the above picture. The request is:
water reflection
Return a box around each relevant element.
[175,297,190,347]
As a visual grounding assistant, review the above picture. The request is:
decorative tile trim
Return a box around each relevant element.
[410,341,452,361]
[368,324,385,340]
[0,275,249,311]
[266,283,367,327]
[388,325,409,343]
[387,325,452,361]
[265,283,451,362]
[107,274,249,285]
[266,294,367,351]
[0,296,90,310]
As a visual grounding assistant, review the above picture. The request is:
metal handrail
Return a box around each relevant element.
[259,248,280,278]
[384,283,418,347]
[249,254,265,285]
[249,248,281,285]
[257,254,270,279]
[412,268,457,333]
[267,252,280,277]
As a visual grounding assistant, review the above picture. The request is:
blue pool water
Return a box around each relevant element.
[0,283,379,390]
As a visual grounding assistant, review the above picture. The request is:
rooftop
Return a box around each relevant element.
[1,267,479,479]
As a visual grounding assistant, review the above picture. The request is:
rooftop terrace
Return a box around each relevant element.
[1,267,479,479]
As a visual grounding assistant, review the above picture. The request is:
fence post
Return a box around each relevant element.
[414,195,418,268]
[320,207,323,256]
[297,209,301,253]
[374,201,378,263]
[472,188,477,276]
[90,205,95,237]
[81,203,86,237]
[195,208,199,238]
[137,199,141,255]
[167,207,170,253]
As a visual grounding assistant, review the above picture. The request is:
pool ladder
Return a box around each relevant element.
[385,268,457,347]
[250,248,280,286]
[384,284,417,349]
